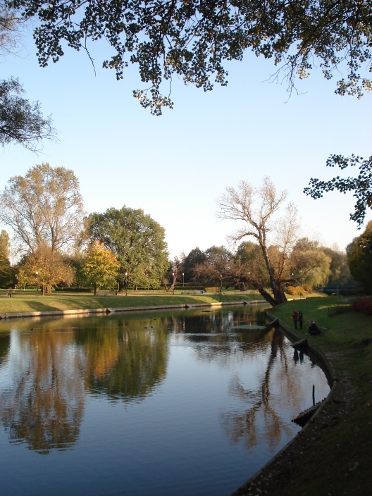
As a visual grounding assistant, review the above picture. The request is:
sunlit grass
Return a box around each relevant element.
[266,295,372,494]
[270,296,371,347]
[0,290,264,314]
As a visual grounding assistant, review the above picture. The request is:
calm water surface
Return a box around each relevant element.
[0,306,330,495]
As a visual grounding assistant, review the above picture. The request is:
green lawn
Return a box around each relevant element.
[0,290,264,314]
[236,296,372,495]
[271,295,371,349]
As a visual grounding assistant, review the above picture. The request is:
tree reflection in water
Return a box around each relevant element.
[0,326,85,454]
[221,330,296,451]
[0,308,326,467]
[0,315,170,453]
[167,308,318,455]
[75,317,169,401]
[0,333,10,366]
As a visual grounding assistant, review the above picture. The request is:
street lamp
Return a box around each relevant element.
[125,272,128,296]
[172,272,175,295]
[35,271,39,296]
[220,274,223,292]
[182,272,184,287]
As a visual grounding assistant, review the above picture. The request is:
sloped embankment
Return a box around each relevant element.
[232,306,372,496]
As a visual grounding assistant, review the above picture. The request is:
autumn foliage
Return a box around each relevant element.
[351,298,372,316]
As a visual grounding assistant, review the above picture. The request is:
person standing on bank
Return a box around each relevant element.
[291,309,298,329]
[298,310,303,330]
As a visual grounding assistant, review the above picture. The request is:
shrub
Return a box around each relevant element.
[328,305,352,316]
[351,298,372,315]
[286,285,301,295]
[204,286,219,293]
[303,284,313,293]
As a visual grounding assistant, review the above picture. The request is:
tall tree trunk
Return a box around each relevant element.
[272,280,287,305]
[259,244,287,305]
[251,281,277,306]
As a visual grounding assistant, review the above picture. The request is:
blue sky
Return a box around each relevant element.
[1,25,371,259]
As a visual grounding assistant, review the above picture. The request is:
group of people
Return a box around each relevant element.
[291,309,321,335]
[291,309,303,329]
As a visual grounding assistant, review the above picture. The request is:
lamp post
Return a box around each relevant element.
[172,272,175,295]
[220,274,223,292]
[182,272,184,287]
[125,272,128,296]
[35,271,39,296]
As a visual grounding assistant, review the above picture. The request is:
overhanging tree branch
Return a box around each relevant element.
[0,77,56,152]
[304,154,372,227]
[8,0,372,114]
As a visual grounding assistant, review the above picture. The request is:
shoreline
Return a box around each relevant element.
[0,299,267,321]
[232,307,372,495]
[232,312,336,495]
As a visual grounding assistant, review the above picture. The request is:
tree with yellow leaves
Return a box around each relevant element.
[80,241,119,296]
[17,245,75,294]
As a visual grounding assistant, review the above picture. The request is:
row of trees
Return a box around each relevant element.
[172,177,360,305]
[0,165,368,300]
[173,240,352,296]
[0,163,169,294]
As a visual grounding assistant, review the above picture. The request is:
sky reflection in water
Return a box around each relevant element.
[0,307,330,495]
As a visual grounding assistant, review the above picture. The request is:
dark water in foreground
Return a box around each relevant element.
[0,306,330,495]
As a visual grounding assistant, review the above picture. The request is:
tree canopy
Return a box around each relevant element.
[182,247,207,282]
[184,245,234,286]
[1,2,56,151]
[6,1,371,224]
[80,241,120,295]
[0,163,85,254]
[0,77,55,151]
[321,245,353,287]
[10,0,372,115]
[304,154,372,227]
[17,245,75,294]
[0,229,12,287]
[347,221,372,292]
[87,206,169,290]
[289,237,331,287]
[1,0,19,56]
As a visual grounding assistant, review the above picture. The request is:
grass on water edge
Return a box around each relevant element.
[236,295,372,496]
[0,290,264,314]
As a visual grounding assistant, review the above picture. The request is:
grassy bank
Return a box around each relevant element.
[0,290,263,315]
[234,296,372,496]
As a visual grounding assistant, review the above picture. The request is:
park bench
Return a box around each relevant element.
[0,290,18,297]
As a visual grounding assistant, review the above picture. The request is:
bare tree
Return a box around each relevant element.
[218,177,299,305]
[0,1,20,57]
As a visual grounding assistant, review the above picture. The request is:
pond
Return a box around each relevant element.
[0,305,330,495]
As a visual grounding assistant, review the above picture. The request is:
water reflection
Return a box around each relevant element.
[221,329,292,451]
[0,327,84,454]
[75,321,169,401]
[0,307,330,496]
[175,308,273,365]
[0,333,10,365]
[0,315,170,453]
